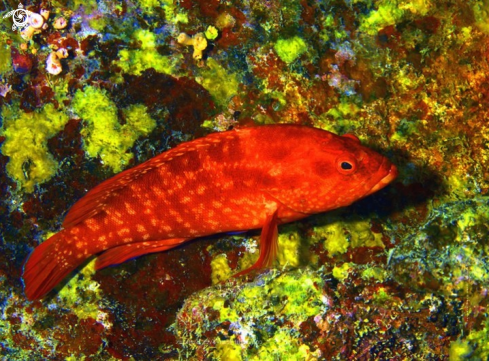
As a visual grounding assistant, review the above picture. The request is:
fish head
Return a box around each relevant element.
[308,131,398,210]
[263,128,398,215]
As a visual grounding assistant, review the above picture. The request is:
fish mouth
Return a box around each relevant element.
[367,162,398,195]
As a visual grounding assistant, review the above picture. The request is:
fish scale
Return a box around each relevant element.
[23,124,398,300]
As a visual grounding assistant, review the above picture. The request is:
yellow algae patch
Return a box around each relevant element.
[332,262,352,282]
[0,38,11,74]
[235,225,312,275]
[57,258,102,320]
[72,86,156,172]
[0,103,69,193]
[216,12,236,29]
[123,103,157,135]
[349,220,384,249]
[212,339,243,361]
[113,29,181,76]
[277,230,302,269]
[473,0,489,34]
[274,36,308,64]
[359,0,432,35]
[317,222,349,256]
[448,338,473,361]
[205,25,219,41]
[314,219,385,257]
[253,329,316,361]
[196,58,240,107]
[276,224,314,269]
[135,0,188,24]
[372,287,394,305]
[211,253,233,284]
[399,0,432,15]
[359,2,404,35]
[361,266,387,282]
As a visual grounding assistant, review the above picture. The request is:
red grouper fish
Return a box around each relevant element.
[23,124,398,300]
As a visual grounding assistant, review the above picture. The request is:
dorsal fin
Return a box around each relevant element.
[62,136,216,228]
[63,156,162,228]
[342,133,361,143]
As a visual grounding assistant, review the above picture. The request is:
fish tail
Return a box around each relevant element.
[23,229,88,300]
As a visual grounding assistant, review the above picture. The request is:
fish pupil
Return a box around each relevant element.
[341,162,353,170]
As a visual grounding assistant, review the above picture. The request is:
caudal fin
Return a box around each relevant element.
[23,230,87,300]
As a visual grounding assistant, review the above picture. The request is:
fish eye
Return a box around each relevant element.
[336,156,357,175]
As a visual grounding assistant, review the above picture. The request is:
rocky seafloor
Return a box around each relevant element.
[1,0,488,359]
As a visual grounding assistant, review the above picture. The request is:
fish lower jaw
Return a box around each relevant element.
[368,164,398,195]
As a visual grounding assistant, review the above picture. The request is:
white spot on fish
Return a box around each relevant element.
[124,202,136,215]
[117,228,130,236]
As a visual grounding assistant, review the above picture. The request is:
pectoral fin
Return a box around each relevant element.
[233,207,279,277]
[95,238,191,270]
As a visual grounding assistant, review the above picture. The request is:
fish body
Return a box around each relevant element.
[23,125,397,300]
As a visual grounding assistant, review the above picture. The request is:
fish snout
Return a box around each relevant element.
[368,162,398,195]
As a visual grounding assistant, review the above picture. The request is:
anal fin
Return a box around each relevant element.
[95,238,190,270]
[233,207,279,278]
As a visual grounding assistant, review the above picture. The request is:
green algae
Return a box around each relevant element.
[253,329,317,361]
[113,29,181,77]
[389,197,489,297]
[176,268,326,358]
[318,99,362,134]
[196,58,240,107]
[224,270,323,323]
[359,2,405,35]
[0,103,69,193]
[72,86,156,172]
[361,266,387,282]
[359,0,433,35]
[210,253,233,284]
[135,0,188,23]
[1,0,489,358]
[473,0,489,33]
[312,218,385,257]
[88,16,109,32]
[274,36,308,63]
[318,221,350,256]
[449,338,473,361]
[276,225,304,269]
[332,262,352,281]
[390,118,422,143]
[465,317,489,360]
[194,269,325,324]
[0,38,11,75]
[57,259,102,320]
[67,0,98,13]
[205,25,219,40]
[212,339,243,360]
[371,287,394,305]
[320,13,349,43]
